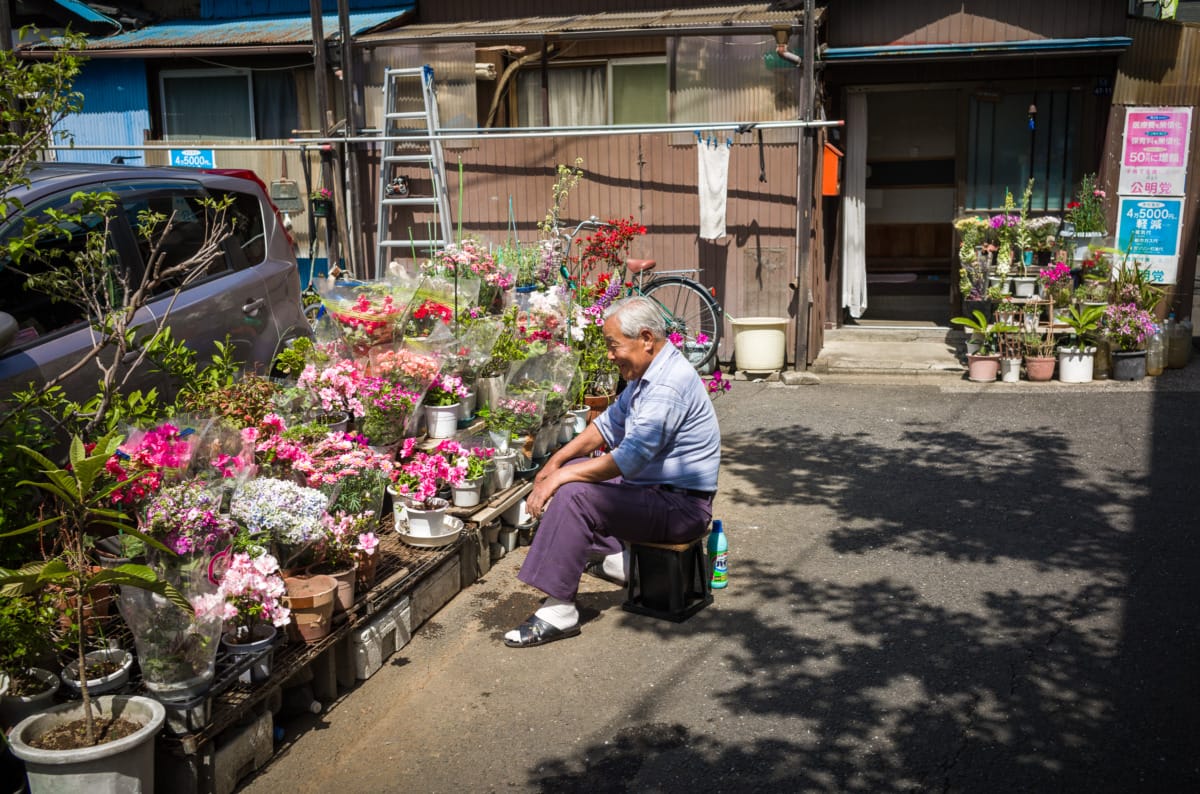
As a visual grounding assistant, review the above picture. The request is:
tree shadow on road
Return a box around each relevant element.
[523,417,1198,792]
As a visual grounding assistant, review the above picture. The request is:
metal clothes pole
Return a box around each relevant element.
[793,0,817,371]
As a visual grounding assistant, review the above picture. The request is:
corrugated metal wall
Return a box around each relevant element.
[1114,17,1200,106]
[826,0,1128,46]
[59,60,150,165]
[362,134,803,363]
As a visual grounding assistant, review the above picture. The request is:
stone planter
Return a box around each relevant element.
[61,649,134,697]
[0,668,60,729]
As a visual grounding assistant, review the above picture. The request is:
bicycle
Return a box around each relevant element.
[556,217,723,371]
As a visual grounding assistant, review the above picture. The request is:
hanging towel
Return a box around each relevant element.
[842,92,868,319]
[697,139,730,240]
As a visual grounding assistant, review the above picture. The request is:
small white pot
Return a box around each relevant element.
[452,478,483,508]
[424,403,460,439]
[999,357,1021,383]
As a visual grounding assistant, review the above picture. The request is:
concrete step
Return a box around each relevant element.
[813,329,966,378]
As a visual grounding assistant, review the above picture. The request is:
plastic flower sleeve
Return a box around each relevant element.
[316,274,421,355]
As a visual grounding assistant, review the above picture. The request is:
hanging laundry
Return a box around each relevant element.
[697,138,730,241]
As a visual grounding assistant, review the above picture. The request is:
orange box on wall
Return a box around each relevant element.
[822,142,843,196]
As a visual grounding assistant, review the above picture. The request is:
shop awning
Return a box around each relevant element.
[357,3,821,45]
[78,6,415,56]
[823,37,1133,63]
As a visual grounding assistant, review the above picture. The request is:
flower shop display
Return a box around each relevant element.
[213,551,289,682]
[229,477,330,566]
[296,358,368,424]
[424,239,514,312]
[292,432,393,517]
[318,277,420,355]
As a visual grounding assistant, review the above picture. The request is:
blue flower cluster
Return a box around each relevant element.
[230,478,329,544]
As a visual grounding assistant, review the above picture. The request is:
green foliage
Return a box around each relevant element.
[478,307,528,377]
[0,592,64,680]
[273,336,318,378]
[951,310,1003,355]
[1057,304,1106,348]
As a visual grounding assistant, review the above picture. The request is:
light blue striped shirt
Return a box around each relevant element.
[593,343,721,491]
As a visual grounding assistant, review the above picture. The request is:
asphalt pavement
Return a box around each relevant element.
[244,363,1200,793]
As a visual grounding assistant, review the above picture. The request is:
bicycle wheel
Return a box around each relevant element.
[643,276,722,371]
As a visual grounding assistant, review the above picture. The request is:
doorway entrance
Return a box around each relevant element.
[856,88,957,326]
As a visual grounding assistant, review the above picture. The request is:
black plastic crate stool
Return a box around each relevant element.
[622,537,713,622]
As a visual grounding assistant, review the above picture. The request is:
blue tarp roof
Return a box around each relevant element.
[85,6,415,50]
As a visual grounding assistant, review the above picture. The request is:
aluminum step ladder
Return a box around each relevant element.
[375,65,453,278]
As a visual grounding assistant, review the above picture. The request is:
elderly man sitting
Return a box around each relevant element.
[504,296,721,647]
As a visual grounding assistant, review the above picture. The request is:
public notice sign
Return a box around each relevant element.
[1115,196,1184,284]
[1117,107,1192,196]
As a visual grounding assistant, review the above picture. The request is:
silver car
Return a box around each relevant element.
[0,163,310,404]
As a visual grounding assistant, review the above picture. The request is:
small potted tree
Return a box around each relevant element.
[1,432,189,791]
[0,593,64,729]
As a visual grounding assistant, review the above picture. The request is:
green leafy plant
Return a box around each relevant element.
[0,432,190,745]
[951,310,1001,355]
[0,593,65,697]
[1057,304,1106,350]
[1064,173,1107,234]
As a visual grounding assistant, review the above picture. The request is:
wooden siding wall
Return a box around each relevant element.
[826,0,1128,46]
[362,135,804,364]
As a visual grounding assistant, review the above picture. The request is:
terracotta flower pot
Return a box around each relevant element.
[965,354,1000,383]
[283,574,338,644]
[583,392,616,424]
[1024,355,1056,382]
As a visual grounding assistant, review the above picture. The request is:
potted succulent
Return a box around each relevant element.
[1056,304,1106,384]
[0,433,187,789]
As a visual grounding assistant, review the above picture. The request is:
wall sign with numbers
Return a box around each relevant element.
[1115,197,1184,284]
[169,148,217,169]
[1117,107,1191,196]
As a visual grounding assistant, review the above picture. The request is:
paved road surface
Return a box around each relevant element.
[245,368,1200,793]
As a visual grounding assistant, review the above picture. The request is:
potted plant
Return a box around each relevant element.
[1064,173,1108,244]
[1056,304,1106,384]
[995,319,1023,383]
[436,440,492,508]
[388,438,460,538]
[310,186,333,218]
[422,372,469,439]
[1022,327,1058,382]
[213,550,290,683]
[0,433,187,789]
[951,310,1002,382]
[1038,260,1074,320]
[0,593,64,729]
[477,394,545,453]
[1102,303,1159,381]
[308,511,378,614]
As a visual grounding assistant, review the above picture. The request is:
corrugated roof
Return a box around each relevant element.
[84,7,415,51]
[358,3,815,44]
[53,0,118,27]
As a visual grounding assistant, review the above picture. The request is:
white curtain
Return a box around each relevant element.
[516,67,606,126]
[842,91,868,319]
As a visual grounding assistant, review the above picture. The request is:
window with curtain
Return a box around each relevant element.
[160,70,255,141]
[966,89,1082,212]
[516,66,607,127]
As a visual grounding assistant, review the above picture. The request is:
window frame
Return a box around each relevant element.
[607,56,668,125]
[159,68,257,141]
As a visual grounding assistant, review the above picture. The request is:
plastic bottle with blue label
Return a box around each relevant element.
[708,520,728,589]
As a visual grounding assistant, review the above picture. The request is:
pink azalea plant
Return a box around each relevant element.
[390,437,464,507]
[319,511,380,569]
[212,551,291,641]
[106,423,197,505]
[297,359,367,418]
[424,372,470,407]
[434,439,494,482]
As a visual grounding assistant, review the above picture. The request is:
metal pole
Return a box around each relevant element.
[792,0,817,371]
[1,0,13,54]
[338,0,363,278]
[308,0,342,274]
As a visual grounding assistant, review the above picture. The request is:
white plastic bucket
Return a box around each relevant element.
[730,317,788,372]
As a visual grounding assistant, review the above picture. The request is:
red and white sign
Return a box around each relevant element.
[1118,107,1192,196]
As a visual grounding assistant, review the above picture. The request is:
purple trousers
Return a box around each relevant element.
[517,470,713,602]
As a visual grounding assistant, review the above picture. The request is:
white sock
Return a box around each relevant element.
[504,597,578,642]
[601,548,629,584]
